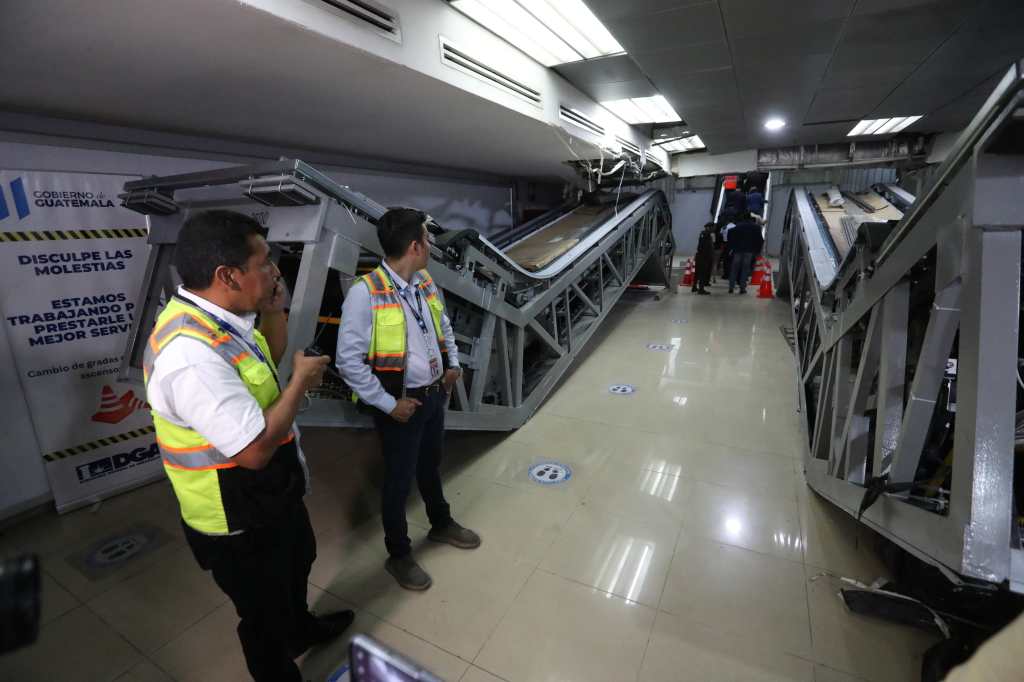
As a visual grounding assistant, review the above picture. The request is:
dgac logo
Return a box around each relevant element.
[76,442,160,484]
[91,385,150,424]
[0,177,30,221]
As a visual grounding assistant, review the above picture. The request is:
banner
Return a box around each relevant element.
[0,170,159,512]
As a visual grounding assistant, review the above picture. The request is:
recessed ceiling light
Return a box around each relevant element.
[601,95,681,124]
[764,118,786,131]
[847,115,923,136]
[450,0,624,67]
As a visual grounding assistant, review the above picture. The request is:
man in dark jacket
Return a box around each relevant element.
[727,213,764,294]
[747,187,765,219]
[692,222,714,294]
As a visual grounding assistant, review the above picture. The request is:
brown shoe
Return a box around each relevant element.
[385,555,432,591]
[427,521,481,549]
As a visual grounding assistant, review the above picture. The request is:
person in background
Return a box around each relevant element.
[144,210,353,682]
[727,211,764,294]
[692,222,714,295]
[710,222,723,283]
[720,219,737,280]
[337,207,481,592]
[746,186,765,220]
[722,186,746,224]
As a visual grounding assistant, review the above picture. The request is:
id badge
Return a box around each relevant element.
[429,355,440,379]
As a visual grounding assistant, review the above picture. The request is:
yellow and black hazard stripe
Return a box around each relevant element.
[0,227,147,242]
[43,425,156,462]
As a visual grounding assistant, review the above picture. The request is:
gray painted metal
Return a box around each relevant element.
[119,159,674,432]
[778,62,1024,589]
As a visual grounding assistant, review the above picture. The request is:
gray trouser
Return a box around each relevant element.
[729,252,755,291]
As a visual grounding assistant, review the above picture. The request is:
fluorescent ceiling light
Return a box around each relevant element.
[450,0,624,66]
[847,115,923,136]
[602,95,681,124]
[659,135,705,152]
[764,118,786,131]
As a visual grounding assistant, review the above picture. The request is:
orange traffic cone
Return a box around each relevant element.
[750,258,765,285]
[681,258,694,287]
[758,261,774,298]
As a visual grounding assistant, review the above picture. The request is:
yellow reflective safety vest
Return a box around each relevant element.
[143,295,305,535]
[357,265,452,402]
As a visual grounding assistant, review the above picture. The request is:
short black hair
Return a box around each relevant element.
[175,210,266,289]
[377,207,428,259]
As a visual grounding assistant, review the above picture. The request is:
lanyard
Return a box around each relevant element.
[399,285,431,337]
[175,295,276,380]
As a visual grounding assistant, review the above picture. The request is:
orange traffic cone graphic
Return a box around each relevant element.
[750,257,765,285]
[758,261,774,298]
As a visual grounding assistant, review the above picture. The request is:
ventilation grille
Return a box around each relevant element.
[646,153,664,170]
[315,0,401,41]
[441,38,542,106]
[617,136,640,156]
[559,106,605,137]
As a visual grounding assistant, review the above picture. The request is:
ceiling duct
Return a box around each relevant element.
[757,137,929,169]
[440,38,542,106]
[558,105,605,137]
[616,136,640,156]
[312,0,401,41]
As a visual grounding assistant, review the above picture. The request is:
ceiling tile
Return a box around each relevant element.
[822,63,917,90]
[606,3,725,49]
[805,87,891,123]
[582,80,660,101]
[729,22,843,64]
[720,0,853,35]
[630,41,733,73]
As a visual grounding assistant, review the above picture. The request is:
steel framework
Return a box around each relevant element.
[118,159,674,431]
[778,61,1024,590]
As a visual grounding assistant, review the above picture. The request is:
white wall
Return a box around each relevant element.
[671,186,714,255]
[926,130,963,164]
[672,149,757,178]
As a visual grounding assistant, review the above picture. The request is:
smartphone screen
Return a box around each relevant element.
[349,634,443,682]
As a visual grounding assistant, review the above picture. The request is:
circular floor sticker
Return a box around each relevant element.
[528,461,572,485]
[646,342,675,351]
[609,384,636,395]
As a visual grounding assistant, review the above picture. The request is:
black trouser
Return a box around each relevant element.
[373,387,453,558]
[184,502,316,682]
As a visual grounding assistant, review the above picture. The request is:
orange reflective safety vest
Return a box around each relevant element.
[357,265,453,402]
[143,295,305,535]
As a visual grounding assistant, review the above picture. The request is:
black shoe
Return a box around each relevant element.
[739,289,747,294]
[290,610,355,657]
[728,288,734,293]
[698,289,711,295]
[385,555,432,591]
[691,287,698,293]
[428,521,482,549]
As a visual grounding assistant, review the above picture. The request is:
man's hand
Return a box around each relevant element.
[291,350,329,392]
[390,397,422,423]
[261,279,289,315]
[442,367,461,392]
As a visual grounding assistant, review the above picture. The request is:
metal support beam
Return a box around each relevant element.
[873,282,909,476]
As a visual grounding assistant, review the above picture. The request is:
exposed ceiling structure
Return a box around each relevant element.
[580,0,1024,153]
[0,0,607,182]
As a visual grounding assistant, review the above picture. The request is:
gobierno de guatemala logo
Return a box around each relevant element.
[0,177,116,222]
[91,384,150,425]
[0,177,30,221]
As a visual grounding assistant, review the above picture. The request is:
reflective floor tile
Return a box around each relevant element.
[680,479,803,562]
[87,545,227,653]
[0,606,142,682]
[461,665,507,682]
[799,488,890,584]
[39,569,80,625]
[639,610,815,682]
[539,505,680,607]
[326,540,534,661]
[660,534,812,657]
[114,661,174,681]
[475,569,656,682]
[152,601,251,682]
[583,459,695,524]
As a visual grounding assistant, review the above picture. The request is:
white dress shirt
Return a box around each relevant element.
[146,287,306,470]
[336,263,460,415]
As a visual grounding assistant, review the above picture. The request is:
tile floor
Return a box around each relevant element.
[0,279,940,681]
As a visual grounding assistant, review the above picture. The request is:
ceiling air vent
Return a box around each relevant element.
[440,38,542,106]
[559,105,605,137]
[314,0,401,42]
[616,136,640,156]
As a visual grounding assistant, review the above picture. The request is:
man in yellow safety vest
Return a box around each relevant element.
[144,210,352,681]
[337,207,480,591]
